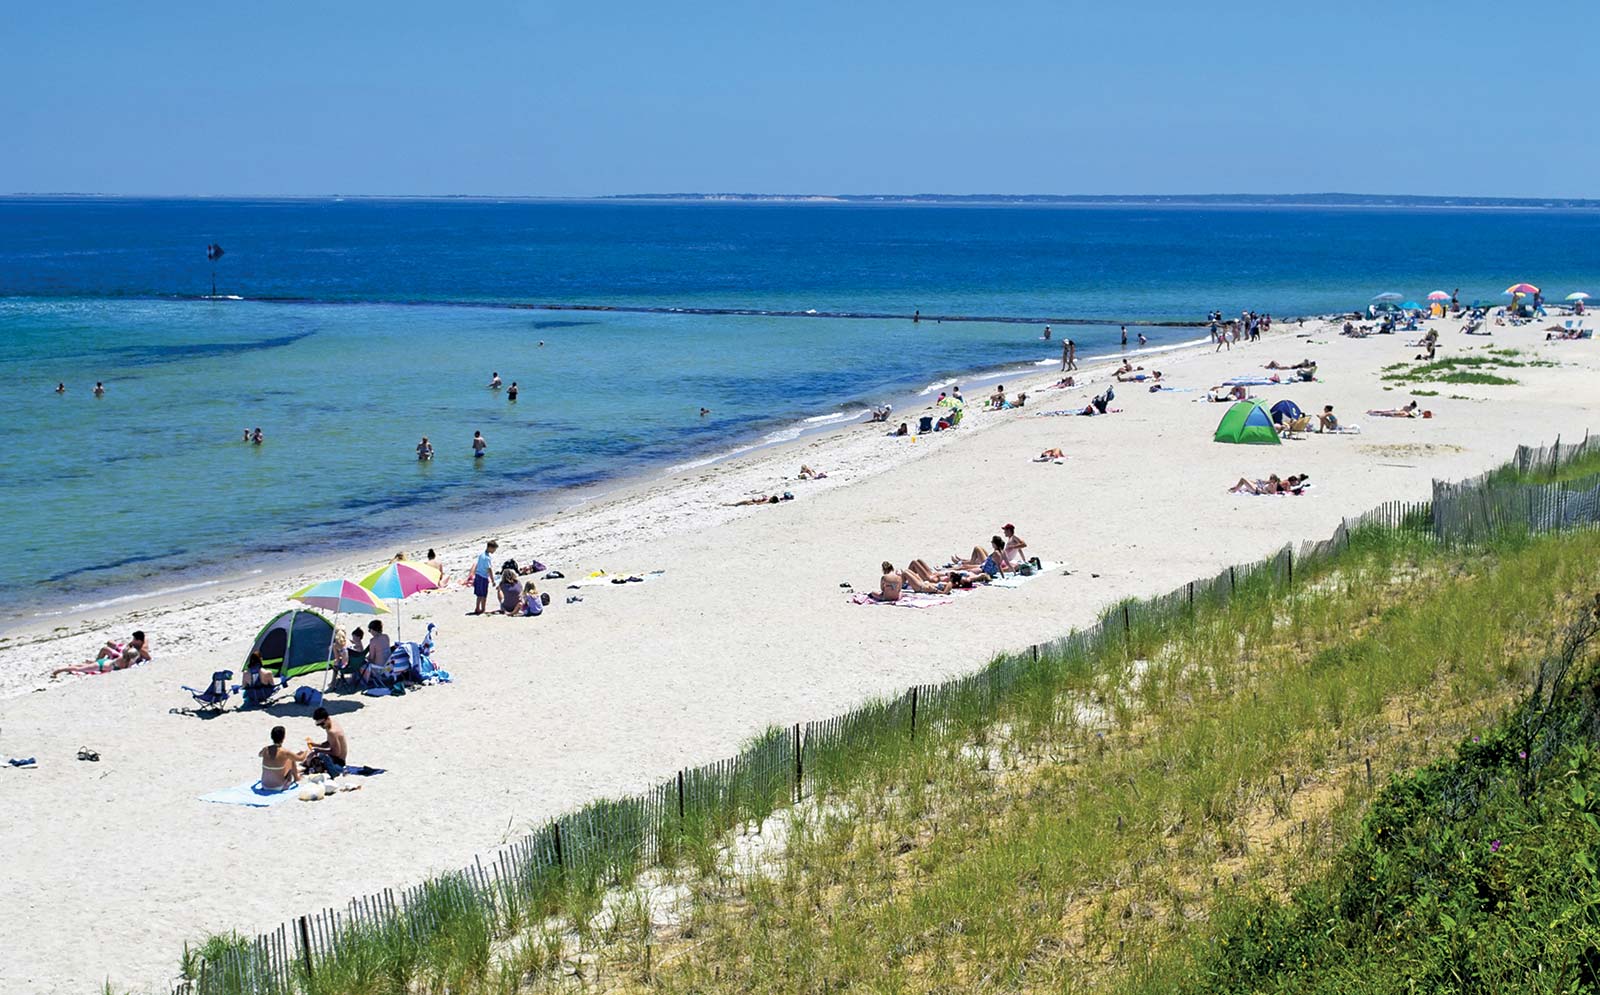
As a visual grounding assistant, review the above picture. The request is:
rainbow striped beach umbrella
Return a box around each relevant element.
[360,561,441,601]
[1504,282,1540,295]
[290,578,390,615]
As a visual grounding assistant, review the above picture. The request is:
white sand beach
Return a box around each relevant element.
[1,315,1596,993]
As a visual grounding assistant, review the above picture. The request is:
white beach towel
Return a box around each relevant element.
[987,561,1063,589]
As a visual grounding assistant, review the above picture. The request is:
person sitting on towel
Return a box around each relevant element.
[303,707,348,775]
[1318,405,1340,432]
[259,725,305,790]
[999,524,1029,569]
[952,536,1011,578]
[869,561,903,602]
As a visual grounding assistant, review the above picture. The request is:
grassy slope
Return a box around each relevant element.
[539,530,1600,995]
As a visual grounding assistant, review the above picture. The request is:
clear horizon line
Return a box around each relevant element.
[2,190,1597,204]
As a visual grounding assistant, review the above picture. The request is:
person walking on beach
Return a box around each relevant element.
[472,540,498,614]
[487,372,502,389]
[507,381,519,402]
[416,436,433,461]
[1061,339,1071,371]
[472,431,487,458]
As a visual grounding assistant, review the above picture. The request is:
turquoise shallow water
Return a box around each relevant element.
[2,198,1597,617]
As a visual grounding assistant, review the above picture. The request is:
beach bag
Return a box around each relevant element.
[529,559,547,574]
[294,687,323,709]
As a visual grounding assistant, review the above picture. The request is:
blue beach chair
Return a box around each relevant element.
[181,670,235,712]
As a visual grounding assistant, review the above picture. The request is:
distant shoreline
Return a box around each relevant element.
[4,192,1599,210]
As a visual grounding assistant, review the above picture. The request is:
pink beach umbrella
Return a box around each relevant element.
[359,562,442,638]
[290,578,391,614]
[1426,290,1450,301]
[1503,282,1540,296]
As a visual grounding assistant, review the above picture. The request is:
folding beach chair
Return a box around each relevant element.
[181,670,235,712]
[237,667,288,708]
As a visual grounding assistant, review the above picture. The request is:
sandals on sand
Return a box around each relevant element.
[76,747,99,762]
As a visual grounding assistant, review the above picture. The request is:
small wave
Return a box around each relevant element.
[919,378,959,395]
[761,424,806,444]
[803,411,854,425]
[666,443,760,473]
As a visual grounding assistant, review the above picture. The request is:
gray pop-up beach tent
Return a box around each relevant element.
[248,609,337,679]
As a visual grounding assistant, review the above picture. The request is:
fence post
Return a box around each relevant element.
[553,822,564,869]
[793,723,803,802]
[677,770,685,819]
[1031,643,1039,663]
[1188,582,1194,610]
[909,686,919,740]
[1122,603,1131,634]
[1287,547,1293,587]
[297,915,314,981]
[1229,566,1236,593]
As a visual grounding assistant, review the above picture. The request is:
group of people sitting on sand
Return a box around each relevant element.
[257,709,350,789]
[866,525,1036,601]
[1263,359,1318,381]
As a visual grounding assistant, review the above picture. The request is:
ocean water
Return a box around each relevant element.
[2,198,1597,619]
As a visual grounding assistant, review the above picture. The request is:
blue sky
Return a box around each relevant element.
[4,0,1592,197]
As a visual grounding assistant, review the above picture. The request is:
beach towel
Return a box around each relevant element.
[987,561,1063,589]
[1221,376,1282,386]
[850,591,959,609]
[199,780,302,808]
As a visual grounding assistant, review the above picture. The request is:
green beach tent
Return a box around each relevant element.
[1214,401,1281,445]
[248,609,338,678]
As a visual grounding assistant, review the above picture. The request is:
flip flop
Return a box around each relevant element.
[6,757,36,768]
[76,748,99,762]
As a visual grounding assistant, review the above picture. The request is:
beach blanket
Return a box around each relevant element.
[567,569,666,589]
[199,780,301,808]
[850,591,959,609]
[987,562,1062,589]
[1221,376,1282,386]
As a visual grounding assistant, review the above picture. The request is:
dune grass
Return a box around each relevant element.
[445,527,1600,995]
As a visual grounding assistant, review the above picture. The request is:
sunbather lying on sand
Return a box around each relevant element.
[1115,369,1161,383]
[726,492,795,506]
[1230,473,1309,495]
[798,465,827,479]
[1206,385,1250,403]
[1035,448,1066,461]
[952,536,1012,578]
[1049,376,1076,389]
[906,558,987,588]
[1264,359,1316,370]
[1367,401,1423,418]
[52,630,149,677]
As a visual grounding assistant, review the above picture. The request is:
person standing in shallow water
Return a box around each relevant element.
[1120,326,1128,348]
[472,431,487,458]
[507,381,518,402]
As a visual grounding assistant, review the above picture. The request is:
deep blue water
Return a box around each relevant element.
[2,198,1597,618]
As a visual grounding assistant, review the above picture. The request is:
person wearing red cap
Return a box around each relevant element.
[1000,523,1028,570]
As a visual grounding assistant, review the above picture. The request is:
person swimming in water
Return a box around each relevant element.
[93,382,106,396]
[55,383,65,394]
[488,372,502,389]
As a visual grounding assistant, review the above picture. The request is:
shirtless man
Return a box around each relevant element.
[417,436,434,461]
[55,382,65,394]
[259,726,305,791]
[93,381,106,396]
[305,707,349,774]
[472,431,487,458]
[999,524,1028,568]
[487,371,502,389]
[869,561,903,602]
